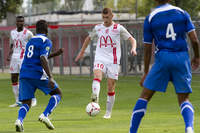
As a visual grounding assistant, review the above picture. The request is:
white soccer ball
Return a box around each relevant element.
[86,102,100,116]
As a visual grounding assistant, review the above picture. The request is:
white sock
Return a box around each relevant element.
[12,83,19,103]
[106,92,115,115]
[92,78,101,98]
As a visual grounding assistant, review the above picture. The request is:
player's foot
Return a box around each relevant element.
[103,112,111,119]
[31,98,37,107]
[9,102,22,107]
[38,114,54,130]
[186,127,194,133]
[15,119,24,132]
[91,93,98,103]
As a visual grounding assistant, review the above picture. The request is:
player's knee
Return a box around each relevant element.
[21,99,32,108]
[50,88,62,98]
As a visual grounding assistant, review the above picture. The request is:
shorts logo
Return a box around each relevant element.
[46,46,50,51]
[100,35,116,48]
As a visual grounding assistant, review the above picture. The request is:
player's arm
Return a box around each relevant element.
[128,37,137,56]
[188,30,200,70]
[75,36,91,62]
[40,55,55,88]
[7,43,14,61]
[48,48,64,59]
[120,25,137,56]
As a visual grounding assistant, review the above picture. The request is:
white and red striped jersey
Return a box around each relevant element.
[89,23,132,64]
[10,28,33,59]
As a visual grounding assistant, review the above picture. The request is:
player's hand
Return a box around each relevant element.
[48,77,55,89]
[130,48,137,56]
[140,73,147,87]
[191,57,200,70]
[7,56,11,62]
[75,51,84,62]
[58,48,64,55]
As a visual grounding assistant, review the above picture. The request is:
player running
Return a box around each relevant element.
[129,0,200,133]
[15,20,63,132]
[75,8,137,119]
[7,16,37,107]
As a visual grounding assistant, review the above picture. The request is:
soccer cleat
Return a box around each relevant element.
[38,114,54,130]
[91,93,99,103]
[103,112,111,119]
[15,119,24,132]
[9,102,22,107]
[186,127,194,133]
[31,98,37,107]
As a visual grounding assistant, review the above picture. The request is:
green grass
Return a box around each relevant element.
[0,73,200,133]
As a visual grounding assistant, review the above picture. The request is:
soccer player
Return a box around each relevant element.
[129,0,200,133]
[7,16,37,107]
[75,8,137,119]
[15,20,62,132]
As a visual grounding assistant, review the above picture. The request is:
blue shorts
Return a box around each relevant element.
[19,78,59,101]
[143,51,192,93]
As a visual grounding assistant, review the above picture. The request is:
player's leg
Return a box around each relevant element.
[171,52,194,133]
[103,78,116,119]
[92,69,103,102]
[15,78,35,132]
[129,88,155,133]
[92,61,105,102]
[38,80,62,130]
[9,73,21,107]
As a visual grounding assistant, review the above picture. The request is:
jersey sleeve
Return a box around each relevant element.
[184,11,195,33]
[120,25,132,40]
[27,31,34,40]
[89,26,98,39]
[40,40,52,57]
[143,16,153,44]
[9,31,14,45]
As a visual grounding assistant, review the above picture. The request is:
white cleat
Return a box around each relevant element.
[9,102,22,107]
[103,113,111,119]
[31,98,37,107]
[186,127,194,133]
[15,119,24,132]
[38,114,54,130]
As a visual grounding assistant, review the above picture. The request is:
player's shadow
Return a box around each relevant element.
[0,131,16,133]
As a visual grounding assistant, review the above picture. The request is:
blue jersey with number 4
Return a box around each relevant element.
[20,34,52,80]
[143,4,195,52]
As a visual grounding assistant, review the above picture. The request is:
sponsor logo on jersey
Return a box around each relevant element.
[100,35,116,48]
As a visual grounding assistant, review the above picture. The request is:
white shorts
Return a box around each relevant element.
[10,57,23,73]
[93,60,119,80]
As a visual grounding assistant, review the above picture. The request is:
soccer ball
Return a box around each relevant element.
[86,102,100,116]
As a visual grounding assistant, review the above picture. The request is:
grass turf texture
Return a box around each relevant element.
[0,73,200,133]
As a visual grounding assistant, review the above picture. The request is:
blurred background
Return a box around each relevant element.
[0,0,200,76]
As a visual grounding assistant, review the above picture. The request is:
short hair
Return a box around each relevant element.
[36,20,48,34]
[102,8,112,15]
[156,0,170,3]
[16,16,24,20]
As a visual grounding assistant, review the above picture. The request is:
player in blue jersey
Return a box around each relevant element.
[15,20,63,132]
[129,0,200,133]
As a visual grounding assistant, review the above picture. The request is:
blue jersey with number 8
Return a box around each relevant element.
[143,4,195,52]
[20,34,52,80]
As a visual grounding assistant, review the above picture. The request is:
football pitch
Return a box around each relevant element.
[0,73,200,133]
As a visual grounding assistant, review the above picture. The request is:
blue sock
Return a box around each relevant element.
[180,101,194,130]
[18,104,29,123]
[130,98,148,133]
[43,94,61,117]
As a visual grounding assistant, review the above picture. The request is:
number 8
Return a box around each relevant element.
[27,45,34,58]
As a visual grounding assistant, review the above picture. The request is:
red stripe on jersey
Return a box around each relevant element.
[23,29,27,35]
[20,48,25,59]
[113,24,118,29]
[93,78,101,83]
[108,92,115,96]
[113,47,117,64]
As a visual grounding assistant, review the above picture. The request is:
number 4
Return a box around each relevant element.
[166,23,176,41]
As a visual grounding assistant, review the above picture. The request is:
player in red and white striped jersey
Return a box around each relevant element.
[7,16,37,107]
[75,8,137,119]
